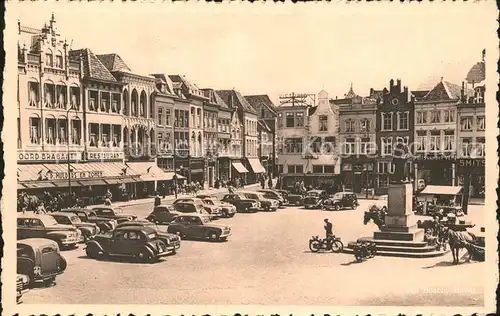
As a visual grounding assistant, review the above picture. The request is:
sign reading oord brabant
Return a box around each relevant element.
[18,151,82,162]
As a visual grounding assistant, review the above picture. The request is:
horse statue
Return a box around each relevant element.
[363,205,386,230]
[445,227,484,264]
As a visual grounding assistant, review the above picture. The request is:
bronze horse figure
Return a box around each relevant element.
[446,228,481,264]
[363,206,386,230]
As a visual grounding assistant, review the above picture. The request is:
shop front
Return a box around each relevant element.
[127,162,185,198]
[217,157,231,183]
[456,158,485,199]
[341,157,375,194]
[189,158,205,185]
[246,158,266,184]
[231,159,248,184]
[414,153,456,188]
[17,161,142,204]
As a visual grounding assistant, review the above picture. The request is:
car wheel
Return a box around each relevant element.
[220,237,228,242]
[351,205,356,210]
[137,250,152,263]
[85,244,100,259]
[208,231,219,242]
[335,204,341,211]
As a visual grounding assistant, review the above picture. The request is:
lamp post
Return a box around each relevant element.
[66,106,78,197]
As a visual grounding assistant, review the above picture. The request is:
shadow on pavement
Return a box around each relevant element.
[340,260,361,266]
[77,255,168,265]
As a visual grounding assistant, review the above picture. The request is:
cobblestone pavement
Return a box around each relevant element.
[20,197,485,306]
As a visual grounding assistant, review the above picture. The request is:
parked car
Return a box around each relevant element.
[241,191,279,211]
[275,189,303,206]
[200,197,236,218]
[173,198,222,218]
[221,193,260,213]
[60,208,118,233]
[50,212,100,241]
[115,220,181,254]
[172,202,210,216]
[196,194,218,200]
[257,189,286,207]
[167,214,231,242]
[92,207,137,224]
[85,226,170,263]
[17,274,30,303]
[17,238,67,287]
[146,204,179,224]
[303,190,329,209]
[323,191,359,211]
[17,214,82,249]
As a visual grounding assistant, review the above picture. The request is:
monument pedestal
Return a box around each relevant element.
[345,182,448,258]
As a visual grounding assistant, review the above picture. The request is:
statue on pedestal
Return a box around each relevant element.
[391,142,410,184]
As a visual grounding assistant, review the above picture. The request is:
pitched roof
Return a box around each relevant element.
[150,74,175,95]
[96,53,132,72]
[344,84,359,99]
[168,75,206,99]
[466,61,485,84]
[411,90,430,100]
[69,49,117,82]
[257,119,271,132]
[244,95,278,114]
[422,80,462,101]
[201,89,229,108]
[216,90,257,114]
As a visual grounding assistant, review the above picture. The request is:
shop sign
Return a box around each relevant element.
[18,151,82,163]
[87,151,124,161]
[41,170,104,181]
[414,153,456,161]
[458,158,485,168]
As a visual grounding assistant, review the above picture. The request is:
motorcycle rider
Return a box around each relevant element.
[324,218,333,239]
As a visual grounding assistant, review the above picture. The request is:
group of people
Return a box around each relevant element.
[17,188,115,213]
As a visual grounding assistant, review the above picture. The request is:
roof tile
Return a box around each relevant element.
[69,49,117,82]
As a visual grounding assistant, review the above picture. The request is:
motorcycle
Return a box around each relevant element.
[309,235,344,253]
[353,240,376,262]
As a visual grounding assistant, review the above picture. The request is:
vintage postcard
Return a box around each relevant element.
[2,1,498,315]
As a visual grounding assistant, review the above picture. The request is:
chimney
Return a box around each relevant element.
[389,79,394,90]
[461,81,465,102]
[404,86,408,100]
[18,19,21,35]
[397,79,401,88]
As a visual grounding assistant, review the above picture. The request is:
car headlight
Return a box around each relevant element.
[22,275,30,284]
[33,265,41,276]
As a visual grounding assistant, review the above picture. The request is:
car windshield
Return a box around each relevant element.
[332,193,343,199]
[44,216,59,226]
[114,208,124,213]
[203,199,214,205]
[70,215,82,223]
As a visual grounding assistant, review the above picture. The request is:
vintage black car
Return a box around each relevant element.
[85,226,170,263]
[17,238,67,287]
[116,220,181,254]
[167,214,231,242]
[17,214,82,249]
[221,193,260,213]
[92,207,137,223]
[241,191,279,211]
[275,189,303,206]
[50,212,100,241]
[303,190,329,209]
[60,208,118,233]
[257,189,286,207]
[146,204,179,224]
[323,192,359,211]
[17,274,30,303]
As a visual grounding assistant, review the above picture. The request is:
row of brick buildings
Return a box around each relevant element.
[276,53,486,197]
[17,15,275,199]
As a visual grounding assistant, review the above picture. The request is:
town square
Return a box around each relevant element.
[4,2,496,312]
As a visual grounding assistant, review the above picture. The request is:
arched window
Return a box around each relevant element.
[55,51,63,68]
[45,49,53,67]
[122,89,129,116]
[140,91,147,118]
[131,89,138,116]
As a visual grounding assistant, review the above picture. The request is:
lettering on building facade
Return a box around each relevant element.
[87,151,124,161]
[42,170,104,181]
[18,151,82,163]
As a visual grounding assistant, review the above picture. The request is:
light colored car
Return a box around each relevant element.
[173,198,222,218]
[201,198,236,218]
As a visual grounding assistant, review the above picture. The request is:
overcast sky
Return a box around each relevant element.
[9,2,495,104]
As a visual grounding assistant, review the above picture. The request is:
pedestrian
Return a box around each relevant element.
[268,177,273,189]
[154,192,161,207]
[36,202,47,214]
[324,218,333,239]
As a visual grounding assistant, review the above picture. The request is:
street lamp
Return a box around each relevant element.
[66,106,78,197]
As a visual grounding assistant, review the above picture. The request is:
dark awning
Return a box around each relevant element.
[22,182,56,189]
[77,179,108,186]
[53,180,83,188]
[120,176,141,183]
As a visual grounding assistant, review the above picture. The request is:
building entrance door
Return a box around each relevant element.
[353,173,362,193]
